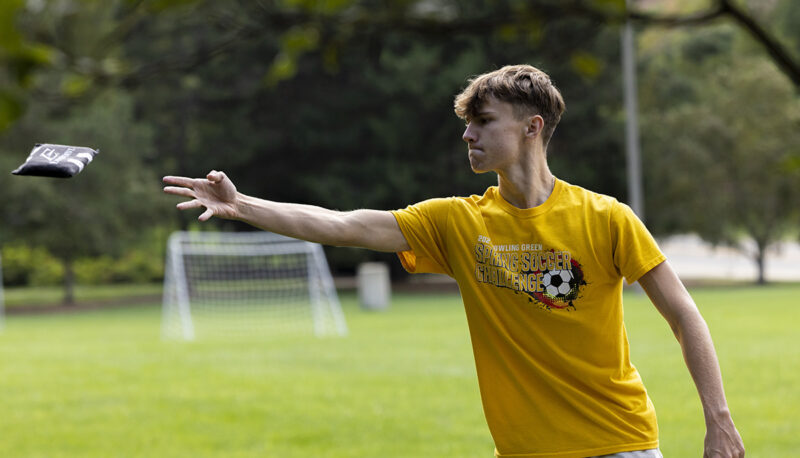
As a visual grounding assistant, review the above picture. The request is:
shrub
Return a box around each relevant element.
[74,250,164,285]
[74,256,116,285]
[1,244,64,286]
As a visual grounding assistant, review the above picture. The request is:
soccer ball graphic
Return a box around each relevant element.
[542,269,575,298]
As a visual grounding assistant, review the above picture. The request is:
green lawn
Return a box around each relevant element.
[624,284,800,457]
[0,284,798,457]
[2,283,163,308]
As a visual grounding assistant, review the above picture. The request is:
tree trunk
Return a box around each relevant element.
[63,259,76,305]
[754,239,767,286]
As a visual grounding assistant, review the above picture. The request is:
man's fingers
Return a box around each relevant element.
[164,172,227,222]
[162,175,196,187]
[176,199,204,210]
[163,186,195,198]
[198,208,214,221]
[206,170,226,183]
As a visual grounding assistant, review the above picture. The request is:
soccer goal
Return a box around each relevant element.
[162,231,347,340]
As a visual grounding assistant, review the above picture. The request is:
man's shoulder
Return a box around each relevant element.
[401,194,478,211]
[418,187,496,210]
[557,180,620,213]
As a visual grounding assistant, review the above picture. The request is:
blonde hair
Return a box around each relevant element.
[454,64,565,146]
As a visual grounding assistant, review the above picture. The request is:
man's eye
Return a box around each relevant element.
[465,117,488,127]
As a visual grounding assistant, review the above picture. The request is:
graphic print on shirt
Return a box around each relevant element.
[473,235,587,310]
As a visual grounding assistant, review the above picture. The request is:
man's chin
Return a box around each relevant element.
[469,157,487,174]
[469,161,491,174]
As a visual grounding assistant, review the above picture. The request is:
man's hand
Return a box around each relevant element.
[705,417,745,457]
[163,170,239,221]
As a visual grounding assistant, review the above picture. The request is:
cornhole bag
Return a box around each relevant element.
[12,143,99,178]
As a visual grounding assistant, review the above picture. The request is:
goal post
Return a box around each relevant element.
[162,231,347,340]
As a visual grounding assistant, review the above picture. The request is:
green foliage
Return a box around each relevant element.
[587,0,626,15]
[0,90,24,131]
[0,0,636,275]
[0,90,170,257]
[91,225,171,284]
[639,23,800,281]
[73,256,117,285]
[127,0,630,216]
[280,0,354,13]
[680,27,735,62]
[0,0,25,50]
[265,25,322,86]
[1,243,164,287]
[74,250,163,285]
[0,87,172,301]
[569,51,605,80]
[143,0,203,12]
[772,0,800,61]
[0,0,201,130]
[1,243,63,286]
[0,0,796,279]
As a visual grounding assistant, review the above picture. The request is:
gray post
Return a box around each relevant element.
[622,2,645,220]
[357,262,391,310]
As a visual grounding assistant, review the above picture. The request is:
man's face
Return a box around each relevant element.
[461,96,530,174]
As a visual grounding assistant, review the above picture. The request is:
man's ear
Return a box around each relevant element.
[526,115,545,138]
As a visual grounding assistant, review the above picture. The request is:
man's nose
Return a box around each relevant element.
[462,123,476,143]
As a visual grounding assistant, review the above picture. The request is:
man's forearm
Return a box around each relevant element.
[670,309,733,426]
[234,194,409,252]
[639,262,744,456]
[235,194,352,245]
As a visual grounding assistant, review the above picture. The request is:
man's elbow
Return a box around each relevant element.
[669,305,708,344]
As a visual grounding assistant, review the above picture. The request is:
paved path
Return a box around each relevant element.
[659,234,800,282]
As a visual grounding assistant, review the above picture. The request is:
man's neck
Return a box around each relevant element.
[496,151,555,209]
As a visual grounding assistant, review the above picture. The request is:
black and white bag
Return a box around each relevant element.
[11,143,99,178]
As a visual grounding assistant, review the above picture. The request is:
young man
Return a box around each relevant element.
[163,65,745,458]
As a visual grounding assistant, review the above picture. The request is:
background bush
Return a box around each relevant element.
[1,243,64,286]
[2,244,164,287]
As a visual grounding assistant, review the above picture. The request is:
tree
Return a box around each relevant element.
[1,0,631,277]
[639,26,800,284]
[2,0,799,283]
[626,0,800,89]
[3,0,800,133]
[119,0,632,272]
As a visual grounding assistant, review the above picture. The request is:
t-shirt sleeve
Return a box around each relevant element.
[391,198,454,276]
[610,201,666,284]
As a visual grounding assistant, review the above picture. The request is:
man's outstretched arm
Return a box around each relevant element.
[638,261,745,458]
[163,171,411,253]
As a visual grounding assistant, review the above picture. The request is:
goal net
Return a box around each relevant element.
[162,231,347,340]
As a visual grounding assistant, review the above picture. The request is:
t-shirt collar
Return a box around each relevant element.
[488,178,564,218]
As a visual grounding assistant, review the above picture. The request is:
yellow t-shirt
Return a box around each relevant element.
[392,179,666,458]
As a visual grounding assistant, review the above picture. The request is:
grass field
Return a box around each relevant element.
[0,284,798,457]
[2,283,163,309]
